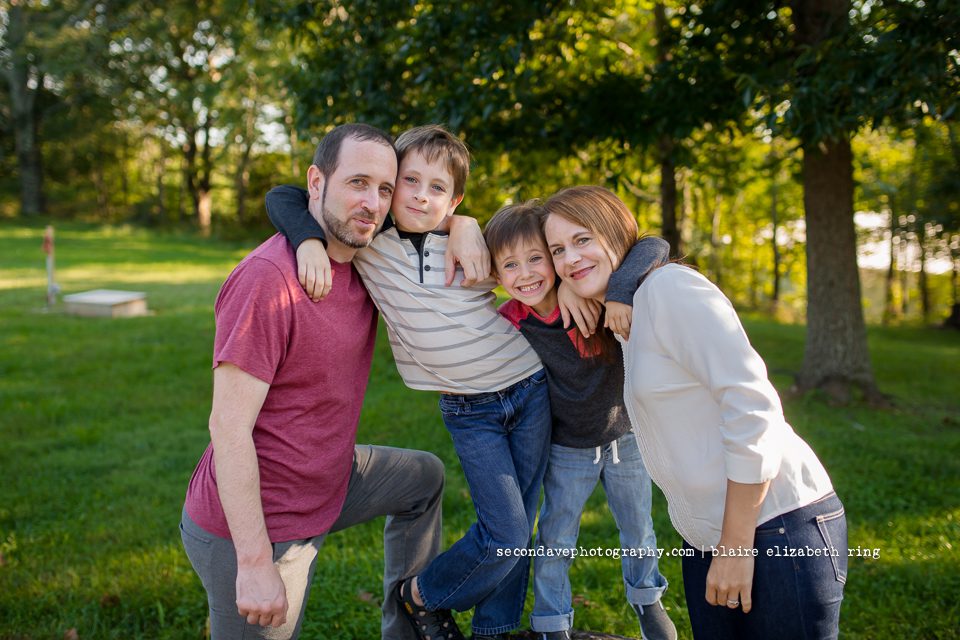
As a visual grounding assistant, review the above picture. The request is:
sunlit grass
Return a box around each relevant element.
[1,221,958,639]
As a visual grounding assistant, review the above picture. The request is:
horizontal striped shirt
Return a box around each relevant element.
[355,227,542,393]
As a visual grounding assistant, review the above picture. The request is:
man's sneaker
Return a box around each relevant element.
[538,631,572,640]
[395,580,465,640]
[634,601,678,640]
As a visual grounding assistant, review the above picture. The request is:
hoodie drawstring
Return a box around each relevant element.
[593,439,621,465]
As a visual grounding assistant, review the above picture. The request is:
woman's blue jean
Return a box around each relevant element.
[530,432,668,632]
[417,369,551,636]
[681,492,847,640]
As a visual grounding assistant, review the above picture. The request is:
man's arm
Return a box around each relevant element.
[209,363,288,628]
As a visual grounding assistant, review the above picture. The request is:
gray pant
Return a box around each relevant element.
[180,445,444,640]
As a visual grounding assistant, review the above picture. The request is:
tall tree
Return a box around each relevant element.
[1,0,145,217]
[121,0,245,233]
[693,0,958,401]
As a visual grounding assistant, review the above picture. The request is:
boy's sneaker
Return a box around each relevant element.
[471,635,510,640]
[395,580,465,640]
[634,601,678,640]
[538,631,572,640]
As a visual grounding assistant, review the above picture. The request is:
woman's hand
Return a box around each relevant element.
[705,551,755,613]
[296,239,332,301]
[706,479,770,614]
[604,300,633,340]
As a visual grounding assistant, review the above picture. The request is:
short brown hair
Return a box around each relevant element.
[395,125,471,197]
[541,185,638,271]
[311,123,395,177]
[483,200,545,269]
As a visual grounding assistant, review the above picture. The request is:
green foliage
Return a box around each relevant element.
[2,1,959,324]
[1,223,958,638]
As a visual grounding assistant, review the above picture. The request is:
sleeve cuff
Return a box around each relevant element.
[724,446,783,484]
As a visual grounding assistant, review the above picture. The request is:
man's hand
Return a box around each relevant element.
[604,300,633,340]
[296,239,332,301]
[705,553,755,614]
[236,559,289,627]
[557,281,600,338]
[446,215,491,286]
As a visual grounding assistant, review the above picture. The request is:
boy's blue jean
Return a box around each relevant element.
[531,432,668,632]
[417,369,551,636]
[681,492,847,640]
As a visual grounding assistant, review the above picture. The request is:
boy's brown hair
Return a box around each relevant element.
[483,199,545,269]
[395,125,471,198]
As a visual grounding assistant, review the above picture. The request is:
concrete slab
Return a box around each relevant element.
[63,289,148,318]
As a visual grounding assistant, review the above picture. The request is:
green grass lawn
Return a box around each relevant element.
[1,222,958,639]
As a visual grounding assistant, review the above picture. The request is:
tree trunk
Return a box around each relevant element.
[4,5,45,217]
[182,125,213,235]
[183,131,199,222]
[120,131,130,207]
[791,0,882,403]
[710,193,723,287]
[178,156,187,221]
[771,179,782,304]
[899,230,910,317]
[92,162,109,216]
[945,246,960,329]
[794,138,882,403]
[882,206,898,326]
[155,144,167,224]
[954,244,959,306]
[285,107,300,179]
[235,141,254,224]
[918,222,930,324]
[658,136,680,256]
[198,189,213,236]
[8,77,44,216]
[655,3,680,257]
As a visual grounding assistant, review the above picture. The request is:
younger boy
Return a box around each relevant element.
[266,125,549,640]
[484,202,677,640]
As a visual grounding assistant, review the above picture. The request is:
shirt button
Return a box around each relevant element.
[424,265,431,271]
[779,527,785,534]
[424,250,430,256]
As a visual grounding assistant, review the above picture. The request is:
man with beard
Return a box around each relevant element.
[179,124,479,640]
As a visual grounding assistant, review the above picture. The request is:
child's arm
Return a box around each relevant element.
[557,282,602,338]
[265,186,332,301]
[295,240,332,302]
[445,216,491,286]
[604,236,670,339]
[265,186,326,248]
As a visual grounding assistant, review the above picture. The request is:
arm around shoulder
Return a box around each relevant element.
[606,236,670,305]
[445,215,491,286]
[265,185,326,250]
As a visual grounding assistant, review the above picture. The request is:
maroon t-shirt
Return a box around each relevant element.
[184,234,377,542]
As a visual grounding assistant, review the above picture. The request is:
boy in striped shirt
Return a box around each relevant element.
[266,125,550,640]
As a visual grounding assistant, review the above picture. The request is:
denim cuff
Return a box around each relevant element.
[529,610,574,633]
[625,576,669,607]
